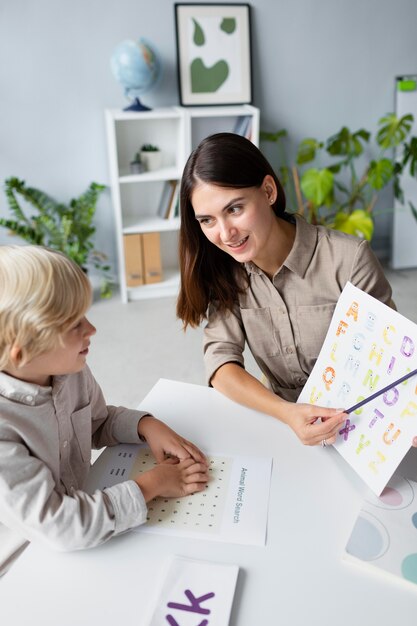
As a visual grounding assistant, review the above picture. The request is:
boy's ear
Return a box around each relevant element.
[10,344,23,365]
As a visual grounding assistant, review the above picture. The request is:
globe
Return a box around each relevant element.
[110,38,161,111]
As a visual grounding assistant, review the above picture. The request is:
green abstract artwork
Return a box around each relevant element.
[191,58,229,93]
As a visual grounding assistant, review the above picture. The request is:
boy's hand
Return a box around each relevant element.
[135,457,209,501]
[138,415,207,465]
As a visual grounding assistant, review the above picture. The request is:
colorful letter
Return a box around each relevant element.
[356,434,371,455]
[383,423,401,445]
[369,408,384,429]
[400,336,415,358]
[383,325,396,345]
[362,369,380,391]
[369,451,386,474]
[322,366,336,391]
[383,387,399,407]
[336,320,348,337]
[346,301,359,321]
[401,401,417,418]
[368,343,384,366]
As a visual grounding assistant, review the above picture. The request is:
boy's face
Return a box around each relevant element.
[10,316,96,386]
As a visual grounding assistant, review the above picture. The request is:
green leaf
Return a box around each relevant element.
[333,209,374,240]
[367,158,394,190]
[326,127,369,157]
[300,168,334,206]
[376,113,413,149]
[409,201,417,222]
[296,138,322,165]
[0,177,110,297]
[260,129,287,142]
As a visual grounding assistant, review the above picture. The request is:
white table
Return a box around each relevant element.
[2,378,417,625]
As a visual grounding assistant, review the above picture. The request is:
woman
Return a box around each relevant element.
[176,132,394,446]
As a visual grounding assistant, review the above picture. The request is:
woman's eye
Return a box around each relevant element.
[197,217,213,226]
[228,206,241,215]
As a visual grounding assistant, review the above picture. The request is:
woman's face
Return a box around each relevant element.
[191,175,278,266]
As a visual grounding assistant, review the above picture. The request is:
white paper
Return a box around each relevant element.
[298,282,417,495]
[86,444,272,546]
[146,556,239,626]
[344,475,417,591]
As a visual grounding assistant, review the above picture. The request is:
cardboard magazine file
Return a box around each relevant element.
[142,232,163,284]
[123,233,144,287]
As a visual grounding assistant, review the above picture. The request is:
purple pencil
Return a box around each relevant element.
[346,367,417,414]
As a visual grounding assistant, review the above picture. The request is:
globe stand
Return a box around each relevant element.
[124,98,151,112]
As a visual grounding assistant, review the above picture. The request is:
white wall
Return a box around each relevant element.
[1,0,416,275]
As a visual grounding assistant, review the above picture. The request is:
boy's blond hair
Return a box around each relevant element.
[0,245,92,369]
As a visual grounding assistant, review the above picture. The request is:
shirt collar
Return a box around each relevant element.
[244,213,318,279]
[0,371,56,406]
[283,214,318,278]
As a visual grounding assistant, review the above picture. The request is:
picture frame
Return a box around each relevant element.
[174,3,252,106]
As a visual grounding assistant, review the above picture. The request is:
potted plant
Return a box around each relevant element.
[129,152,145,174]
[139,143,162,171]
[0,177,113,297]
[261,113,417,240]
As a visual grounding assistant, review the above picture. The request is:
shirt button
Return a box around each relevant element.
[26,395,33,402]
[63,440,68,448]
[286,347,294,355]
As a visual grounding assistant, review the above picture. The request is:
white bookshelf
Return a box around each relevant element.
[105,105,259,302]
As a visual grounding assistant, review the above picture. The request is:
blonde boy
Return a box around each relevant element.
[0,246,208,575]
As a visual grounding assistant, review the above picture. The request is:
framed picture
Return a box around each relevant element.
[174,3,252,106]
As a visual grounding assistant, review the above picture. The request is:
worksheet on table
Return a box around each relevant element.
[86,443,272,546]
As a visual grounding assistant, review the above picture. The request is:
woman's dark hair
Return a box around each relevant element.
[176,132,287,328]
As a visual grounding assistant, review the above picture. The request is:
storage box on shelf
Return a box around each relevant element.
[105,105,259,302]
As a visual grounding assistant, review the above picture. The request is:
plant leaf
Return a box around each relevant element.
[376,113,413,149]
[296,138,322,165]
[368,158,394,190]
[333,209,374,240]
[300,168,334,206]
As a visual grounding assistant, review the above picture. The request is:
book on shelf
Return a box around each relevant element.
[157,180,177,219]
[167,182,180,220]
[233,115,252,140]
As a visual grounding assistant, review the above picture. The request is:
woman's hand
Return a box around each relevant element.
[135,457,209,501]
[281,403,347,446]
[138,415,207,464]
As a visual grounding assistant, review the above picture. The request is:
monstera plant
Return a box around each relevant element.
[0,178,112,297]
[261,113,417,240]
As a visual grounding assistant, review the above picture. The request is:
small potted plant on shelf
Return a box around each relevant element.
[129,152,145,174]
[0,177,113,298]
[139,143,162,171]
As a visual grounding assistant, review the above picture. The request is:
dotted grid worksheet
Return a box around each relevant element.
[129,449,233,533]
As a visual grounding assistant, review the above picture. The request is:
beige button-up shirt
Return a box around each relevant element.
[0,366,148,576]
[204,215,393,401]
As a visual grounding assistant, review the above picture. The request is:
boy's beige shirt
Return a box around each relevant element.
[204,215,394,401]
[0,366,148,576]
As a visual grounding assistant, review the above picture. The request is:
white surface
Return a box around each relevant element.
[1,379,417,625]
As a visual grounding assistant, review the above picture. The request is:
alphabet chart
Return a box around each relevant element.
[298,282,417,495]
[344,475,417,590]
[85,443,272,546]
